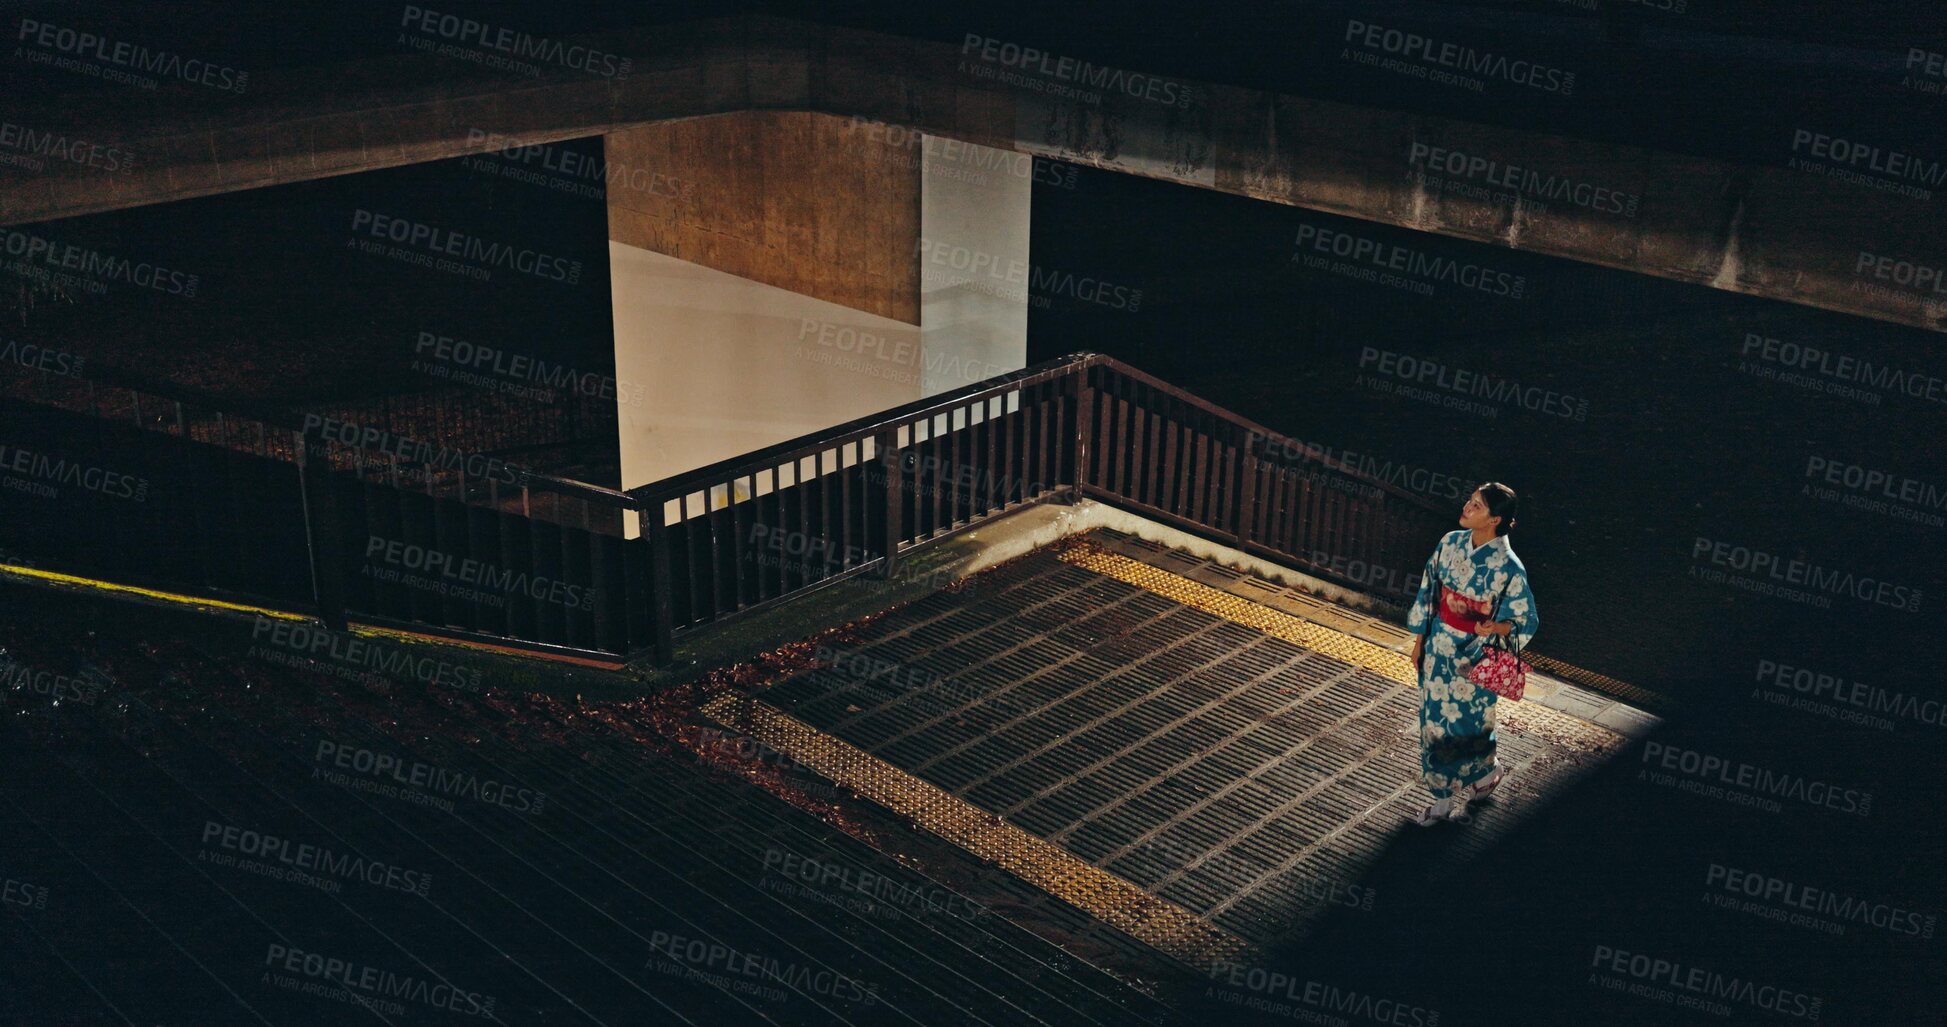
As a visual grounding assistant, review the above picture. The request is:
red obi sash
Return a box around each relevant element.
[1434,584,1493,633]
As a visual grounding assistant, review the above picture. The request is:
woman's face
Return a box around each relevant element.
[1459,490,1499,532]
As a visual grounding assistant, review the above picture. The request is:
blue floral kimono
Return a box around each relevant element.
[1404,529,1540,800]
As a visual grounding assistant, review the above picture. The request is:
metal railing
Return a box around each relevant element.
[0,352,1448,664]
[0,359,644,658]
[627,354,1450,661]
[1071,358,1445,600]
[629,359,1083,659]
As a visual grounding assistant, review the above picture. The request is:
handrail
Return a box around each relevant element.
[627,353,1099,504]
[627,351,1444,516]
[3,345,1451,664]
[0,355,630,505]
[1089,357,1445,515]
[15,350,1444,518]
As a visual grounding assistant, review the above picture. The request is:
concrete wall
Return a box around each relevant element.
[607,110,923,509]
[608,113,1032,505]
[606,110,921,323]
[608,241,919,503]
[918,133,1031,397]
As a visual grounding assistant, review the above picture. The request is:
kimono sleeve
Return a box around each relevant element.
[1405,532,1448,633]
[1500,558,1540,649]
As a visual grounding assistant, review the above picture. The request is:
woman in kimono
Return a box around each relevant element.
[1404,482,1538,826]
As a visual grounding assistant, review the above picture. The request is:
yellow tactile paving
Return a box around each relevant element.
[1056,540,1628,753]
[1055,543,1420,686]
[699,692,1256,973]
[701,538,1635,969]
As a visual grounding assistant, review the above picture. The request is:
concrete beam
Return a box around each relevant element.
[3,15,1941,332]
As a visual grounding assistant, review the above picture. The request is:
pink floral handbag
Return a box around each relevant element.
[1468,576,1530,701]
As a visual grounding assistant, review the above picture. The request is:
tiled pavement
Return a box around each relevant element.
[0,582,1172,1027]
[745,529,1658,951]
[0,525,1662,1023]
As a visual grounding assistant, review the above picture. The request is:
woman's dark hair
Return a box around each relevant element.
[1474,482,1519,536]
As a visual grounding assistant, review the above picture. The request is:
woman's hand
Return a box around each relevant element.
[1473,619,1513,638]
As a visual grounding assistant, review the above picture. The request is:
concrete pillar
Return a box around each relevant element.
[918,133,1032,397]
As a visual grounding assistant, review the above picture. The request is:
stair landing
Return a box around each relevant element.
[704,528,1657,967]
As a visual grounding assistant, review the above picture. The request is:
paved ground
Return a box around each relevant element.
[0,580,1169,1027]
[746,529,1656,950]
[10,525,1933,1027]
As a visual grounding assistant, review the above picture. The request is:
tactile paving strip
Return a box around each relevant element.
[699,691,1256,973]
[1087,528,1671,714]
[722,532,1645,957]
[1054,543,1419,687]
[1060,540,1631,754]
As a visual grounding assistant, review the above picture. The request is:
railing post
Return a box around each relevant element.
[295,432,348,631]
[1234,429,1260,549]
[644,496,676,666]
[1069,365,1094,500]
[878,427,903,579]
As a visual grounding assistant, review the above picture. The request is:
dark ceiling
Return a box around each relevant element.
[2,0,1941,170]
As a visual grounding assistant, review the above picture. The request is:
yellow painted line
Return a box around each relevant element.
[0,563,309,620]
[1056,543,1418,685]
[0,563,624,669]
[349,622,625,670]
[699,692,1255,972]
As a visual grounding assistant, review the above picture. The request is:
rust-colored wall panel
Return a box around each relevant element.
[606,110,920,324]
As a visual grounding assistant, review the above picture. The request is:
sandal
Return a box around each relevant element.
[1409,795,1470,827]
[1468,766,1505,801]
